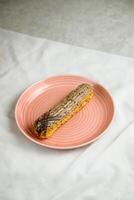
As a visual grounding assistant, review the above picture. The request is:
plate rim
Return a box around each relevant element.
[15,74,115,150]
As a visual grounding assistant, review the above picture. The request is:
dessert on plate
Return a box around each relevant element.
[34,83,94,139]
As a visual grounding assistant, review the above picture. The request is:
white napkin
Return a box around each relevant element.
[0,28,134,200]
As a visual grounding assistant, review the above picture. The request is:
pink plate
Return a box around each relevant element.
[15,75,114,149]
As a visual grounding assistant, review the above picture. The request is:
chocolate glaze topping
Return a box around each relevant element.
[34,113,49,136]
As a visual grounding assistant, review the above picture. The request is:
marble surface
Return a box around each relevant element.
[0,0,134,57]
[0,28,134,200]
